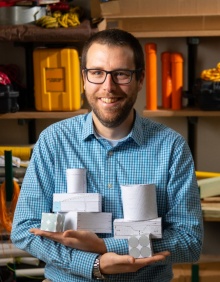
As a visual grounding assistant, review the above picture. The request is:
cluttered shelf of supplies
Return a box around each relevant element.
[0,5,96,280]
[197,171,220,222]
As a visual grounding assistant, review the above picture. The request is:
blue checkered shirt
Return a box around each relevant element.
[11,111,203,282]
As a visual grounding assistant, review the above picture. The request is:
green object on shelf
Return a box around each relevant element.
[191,264,199,282]
[4,150,13,202]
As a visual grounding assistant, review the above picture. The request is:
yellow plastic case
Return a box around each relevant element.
[33,47,82,111]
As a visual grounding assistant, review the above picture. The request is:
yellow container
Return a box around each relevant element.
[33,47,82,111]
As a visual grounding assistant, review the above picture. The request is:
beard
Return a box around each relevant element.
[86,92,137,128]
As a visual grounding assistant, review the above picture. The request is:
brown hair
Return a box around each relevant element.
[81,29,145,80]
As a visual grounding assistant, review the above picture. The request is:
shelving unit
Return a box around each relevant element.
[143,108,220,117]
[0,20,96,143]
[1,6,220,222]
[0,109,88,120]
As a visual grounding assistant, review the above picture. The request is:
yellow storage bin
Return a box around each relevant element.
[33,47,82,111]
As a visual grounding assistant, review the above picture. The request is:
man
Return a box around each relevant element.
[11,29,203,282]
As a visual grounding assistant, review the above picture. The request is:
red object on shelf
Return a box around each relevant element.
[0,72,11,85]
[0,0,35,6]
[0,1,14,7]
[49,2,70,12]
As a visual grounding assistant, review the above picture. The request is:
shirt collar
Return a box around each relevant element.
[129,111,144,146]
[82,112,94,140]
[82,111,144,146]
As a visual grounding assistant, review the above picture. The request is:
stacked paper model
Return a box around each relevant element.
[40,168,112,233]
[113,184,162,258]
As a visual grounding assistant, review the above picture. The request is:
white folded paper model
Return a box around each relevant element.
[64,211,112,233]
[114,217,162,239]
[40,212,65,232]
[53,193,102,212]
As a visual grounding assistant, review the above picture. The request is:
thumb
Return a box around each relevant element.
[112,254,135,264]
[63,230,77,238]
[127,255,135,264]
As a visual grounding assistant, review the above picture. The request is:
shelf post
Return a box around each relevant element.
[4,150,13,202]
[186,37,199,167]
[187,37,199,107]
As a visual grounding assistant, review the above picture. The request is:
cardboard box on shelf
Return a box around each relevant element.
[99,0,220,18]
[96,0,220,37]
[98,16,220,36]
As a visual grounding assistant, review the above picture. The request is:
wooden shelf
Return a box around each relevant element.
[0,109,88,119]
[143,108,220,117]
[132,30,220,38]
[0,20,97,43]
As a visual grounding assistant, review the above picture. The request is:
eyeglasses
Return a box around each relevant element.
[83,68,142,85]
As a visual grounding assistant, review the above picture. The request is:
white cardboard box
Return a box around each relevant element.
[64,212,112,234]
[53,193,102,212]
[114,217,162,239]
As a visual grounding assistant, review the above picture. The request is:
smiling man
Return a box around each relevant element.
[11,29,203,282]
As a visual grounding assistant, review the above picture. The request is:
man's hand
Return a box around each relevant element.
[29,229,107,254]
[30,228,170,275]
[99,251,170,275]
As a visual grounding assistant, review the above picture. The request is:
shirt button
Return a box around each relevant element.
[108,151,113,156]
[108,183,112,188]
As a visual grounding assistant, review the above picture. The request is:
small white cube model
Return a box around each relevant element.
[40,213,65,232]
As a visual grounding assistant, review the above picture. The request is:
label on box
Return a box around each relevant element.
[46,68,65,92]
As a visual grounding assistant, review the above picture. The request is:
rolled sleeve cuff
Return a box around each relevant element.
[70,251,98,279]
[103,238,129,255]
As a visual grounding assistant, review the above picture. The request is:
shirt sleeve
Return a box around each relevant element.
[152,136,203,263]
[11,129,98,280]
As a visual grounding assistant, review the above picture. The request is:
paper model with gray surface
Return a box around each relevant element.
[113,184,161,258]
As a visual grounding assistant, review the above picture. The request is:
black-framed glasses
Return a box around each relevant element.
[83,68,142,85]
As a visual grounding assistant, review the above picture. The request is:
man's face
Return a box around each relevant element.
[82,43,144,128]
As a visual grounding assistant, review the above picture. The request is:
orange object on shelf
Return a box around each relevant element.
[145,43,157,110]
[161,52,172,109]
[171,53,184,110]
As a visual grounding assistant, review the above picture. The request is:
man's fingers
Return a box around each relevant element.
[154,251,170,256]
[153,251,171,259]
[109,251,170,268]
[29,228,64,241]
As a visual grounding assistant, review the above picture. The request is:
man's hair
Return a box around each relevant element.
[81,29,145,80]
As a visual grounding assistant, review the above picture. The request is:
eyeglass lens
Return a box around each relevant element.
[86,69,133,84]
